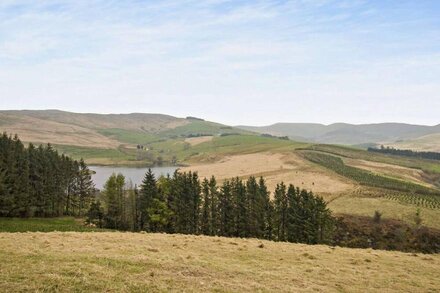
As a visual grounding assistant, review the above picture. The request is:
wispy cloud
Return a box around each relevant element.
[0,0,439,125]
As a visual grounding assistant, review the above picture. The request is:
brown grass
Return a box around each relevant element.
[0,114,120,148]
[0,111,189,148]
[329,194,440,230]
[182,152,354,196]
[185,136,214,146]
[0,232,439,292]
[344,158,435,188]
[386,133,440,152]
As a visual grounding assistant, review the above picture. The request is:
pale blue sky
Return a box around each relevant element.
[1,0,439,125]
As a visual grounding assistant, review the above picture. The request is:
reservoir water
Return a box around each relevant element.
[90,166,178,190]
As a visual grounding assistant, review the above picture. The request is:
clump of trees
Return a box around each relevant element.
[261,133,290,140]
[89,170,334,244]
[333,212,440,253]
[0,133,95,217]
[369,146,440,161]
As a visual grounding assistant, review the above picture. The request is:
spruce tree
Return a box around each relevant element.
[200,178,211,235]
[209,176,219,236]
[139,169,157,231]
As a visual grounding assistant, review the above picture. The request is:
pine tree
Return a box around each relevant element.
[139,169,157,231]
[232,177,248,237]
[246,176,261,238]
[200,178,211,235]
[76,159,95,216]
[258,177,273,240]
[218,180,234,237]
[274,182,288,241]
[209,176,219,236]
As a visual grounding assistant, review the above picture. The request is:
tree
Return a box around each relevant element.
[139,169,157,231]
[87,200,104,228]
[232,177,248,237]
[258,177,273,240]
[102,173,125,229]
[200,178,211,235]
[273,182,287,241]
[209,176,219,236]
[218,180,234,237]
[76,159,95,216]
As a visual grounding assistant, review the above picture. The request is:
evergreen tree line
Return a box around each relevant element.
[0,133,95,217]
[369,146,440,161]
[89,170,334,244]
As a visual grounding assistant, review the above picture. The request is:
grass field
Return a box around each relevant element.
[303,144,440,174]
[301,151,440,196]
[57,134,308,166]
[0,232,439,292]
[97,128,161,145]
[0,217,107,232]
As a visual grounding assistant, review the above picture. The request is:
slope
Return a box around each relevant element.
[1,232,439,292]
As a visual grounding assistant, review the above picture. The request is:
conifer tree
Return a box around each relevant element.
[232,177,248,237]
[209,176,219,236]
[139,169,157,231]
[76,159,95,216]
[218,180,234,237]
[274,182,288,241]
[200,178,211,235]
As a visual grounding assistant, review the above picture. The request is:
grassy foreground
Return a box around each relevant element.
[0,232,439,292]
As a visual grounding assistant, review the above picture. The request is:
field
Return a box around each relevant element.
[182,152,354,196]
[0,217,106,232]
[0,232,439,292]
[344,158,435,188]
[387,133,440,152]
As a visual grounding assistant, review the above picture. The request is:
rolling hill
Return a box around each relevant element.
[237,122,440,150]
[2,110,440,229]
[0,110,249,148]
[0,110,253,165]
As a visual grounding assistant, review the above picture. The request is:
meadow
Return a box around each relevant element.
[0,232,439,292]
[0,217,107,233]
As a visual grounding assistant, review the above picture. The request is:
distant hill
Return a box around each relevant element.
[0,110,249,148]
[237,122,440,150]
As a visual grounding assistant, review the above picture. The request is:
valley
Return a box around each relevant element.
[1,110,440,230]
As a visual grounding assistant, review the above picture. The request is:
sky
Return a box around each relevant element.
[0,0,439,126]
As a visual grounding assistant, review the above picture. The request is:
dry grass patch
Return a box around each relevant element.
[344,158,435,188]
[329,195,440,230]
[386,133,440,152]
[184,136,214,146]
[0,232,439,292]
[0,114,120,148]
[183,152,354,194]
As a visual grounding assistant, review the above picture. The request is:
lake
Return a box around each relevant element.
[90,166,178,190]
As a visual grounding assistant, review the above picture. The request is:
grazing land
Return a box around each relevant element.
[0,217,107,233]
[387,133,440,152]
[182,152,354,196]
[1,232,439,292]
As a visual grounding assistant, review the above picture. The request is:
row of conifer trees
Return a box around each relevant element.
[90,170,334,244]
[0,133,95,217]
